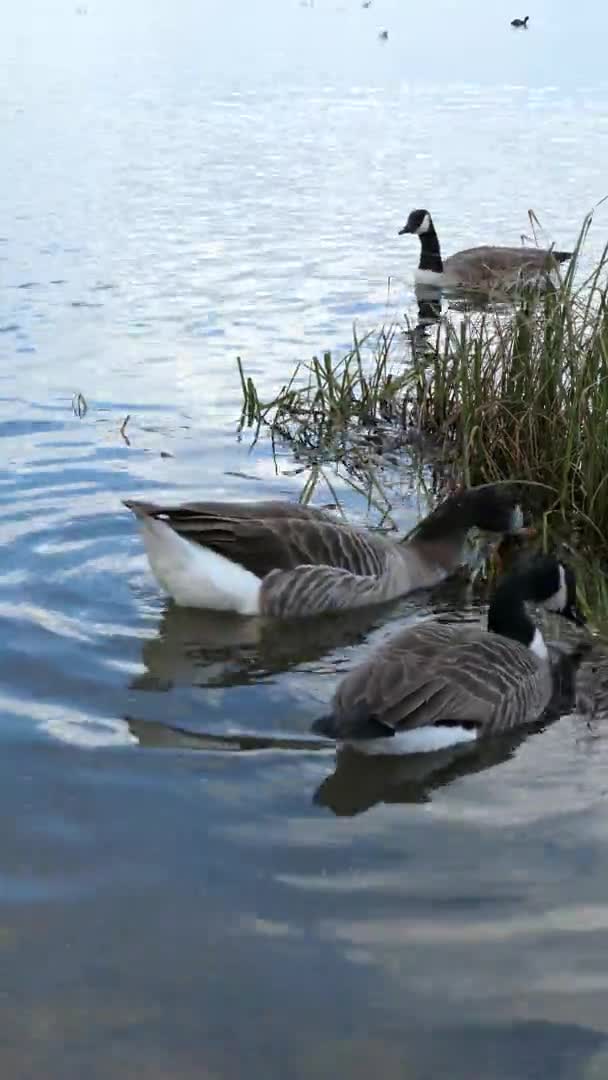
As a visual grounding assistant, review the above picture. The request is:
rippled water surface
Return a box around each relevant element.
[3,0,608,1076]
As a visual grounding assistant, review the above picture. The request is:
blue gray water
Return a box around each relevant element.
[2,0,608,1076]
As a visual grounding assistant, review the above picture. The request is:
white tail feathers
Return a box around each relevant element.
[137,516,261,613]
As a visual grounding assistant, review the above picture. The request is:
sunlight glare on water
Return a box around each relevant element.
[2,0,608,1075]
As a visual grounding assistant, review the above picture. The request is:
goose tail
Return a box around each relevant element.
[123,499,262,612]
[123,499,160,520]
[311,713,339,739]
[553,250,572,264]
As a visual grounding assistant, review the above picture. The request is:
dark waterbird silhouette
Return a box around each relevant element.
[511,15,529,27]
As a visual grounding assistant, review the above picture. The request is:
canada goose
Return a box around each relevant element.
[124,483,523,617]
[398,209,572,290]
[312,554,587,753]
[362,1,371,7]
[511,15,529,27]
[378,29,388,39]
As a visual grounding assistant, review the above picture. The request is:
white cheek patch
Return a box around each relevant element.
[544,564,568,614]
[417,212,432,235]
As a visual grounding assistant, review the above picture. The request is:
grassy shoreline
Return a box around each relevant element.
[238,218,608,623]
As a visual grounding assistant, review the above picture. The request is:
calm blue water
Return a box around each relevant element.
[2,0,608,1076]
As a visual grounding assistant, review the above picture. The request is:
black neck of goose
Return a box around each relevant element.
[409,490,485,545]
[405,496,471,571]
[418,224,444,273]
[488,575,535,647]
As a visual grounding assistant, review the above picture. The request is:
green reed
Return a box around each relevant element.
[238,324,408,448]
[414,221,608,549]
[238,215,608,557]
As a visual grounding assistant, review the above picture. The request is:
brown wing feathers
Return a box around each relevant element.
[330,624,545,738]
[124,499,387,581]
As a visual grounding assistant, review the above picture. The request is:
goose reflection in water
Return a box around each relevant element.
[313,722,547,816]
[126,614,584,819]
[130,597,411,691]
[130,558,482,691]
[411,282,528,332]
[407,287,443,354]
[124,710,549,819]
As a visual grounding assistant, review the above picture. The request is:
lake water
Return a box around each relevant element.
[3,0,608,1076]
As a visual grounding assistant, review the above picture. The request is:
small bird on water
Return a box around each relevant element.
[511,15,529,27]
[378,29,388,39]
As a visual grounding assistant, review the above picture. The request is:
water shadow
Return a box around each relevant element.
[131,594,443,691]
[125,714,330,752]
[131,564,482,691]
[313,722,547,816]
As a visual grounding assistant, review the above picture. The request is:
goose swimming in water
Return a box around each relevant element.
[124,484,524,617]
[511,15,529,27]
[398,208,572,290]
[313,554,587,753]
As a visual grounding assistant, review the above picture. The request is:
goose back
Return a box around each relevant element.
[443,245,572,288]
[327,621,552,739]
[124,483,521,615]
[126,498,388,579]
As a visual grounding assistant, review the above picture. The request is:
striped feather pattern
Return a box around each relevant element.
[573,648,608,723]
[124,484,520,616]
[443,246,572,289]
[331,621,553,738]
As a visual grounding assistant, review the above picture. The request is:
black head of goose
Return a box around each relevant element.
[312,554,587,753]
[124,483,524,618]
[398,208,572,290]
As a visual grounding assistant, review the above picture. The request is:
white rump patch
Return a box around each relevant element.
[543,564,567,615]
[137,516,261,613]
[341,724,478,756]
[529,627,549,661]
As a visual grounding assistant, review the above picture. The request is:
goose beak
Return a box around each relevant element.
[398,224,412,235]
[563,603,587,628]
